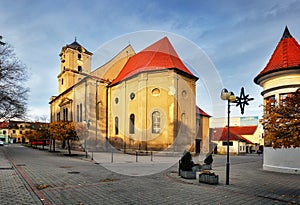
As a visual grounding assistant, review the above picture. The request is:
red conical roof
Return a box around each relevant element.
[111,37,197,85]
[254,26,300,83]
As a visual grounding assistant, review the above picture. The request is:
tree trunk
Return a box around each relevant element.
[53,139,56,152]
[67,138,71,155]
[49,138,52,152]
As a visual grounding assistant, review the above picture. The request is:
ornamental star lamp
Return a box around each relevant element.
[220,87,254,185]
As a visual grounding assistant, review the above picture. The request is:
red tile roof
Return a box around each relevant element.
[196,106,211,117]
[211,126,256,144]
[110,37,197,85]
[254,26,300,83]
[0,121,9,129]
[230,126,257,135]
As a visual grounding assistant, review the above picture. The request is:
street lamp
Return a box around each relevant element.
[220,87,253,185]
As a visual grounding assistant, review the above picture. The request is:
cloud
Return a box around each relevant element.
[1,0,299,120]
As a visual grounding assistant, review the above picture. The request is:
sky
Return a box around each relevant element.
[1,0,300,121]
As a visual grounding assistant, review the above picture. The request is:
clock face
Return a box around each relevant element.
[130,92,135,100]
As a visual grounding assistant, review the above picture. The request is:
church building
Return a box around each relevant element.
[50,37,210,153]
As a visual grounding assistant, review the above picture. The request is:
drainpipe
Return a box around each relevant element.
[95,80,98,142]
[106,84,109,150]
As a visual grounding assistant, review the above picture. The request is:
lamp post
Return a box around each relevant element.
[220,87,253,185]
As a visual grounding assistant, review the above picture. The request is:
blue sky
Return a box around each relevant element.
[1,0,300,120]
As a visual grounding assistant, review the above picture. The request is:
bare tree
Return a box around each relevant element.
[40,114,49,123]
[0,36,29,120]
[0,36,5,46]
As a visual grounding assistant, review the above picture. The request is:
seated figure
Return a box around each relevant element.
[179,151,194,171]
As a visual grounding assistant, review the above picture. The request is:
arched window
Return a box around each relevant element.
[129,114,135,134]
[115,117,119,135]
[152,111,161,134]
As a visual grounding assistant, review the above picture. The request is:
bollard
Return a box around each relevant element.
[151,151,153,161]
[91,152,93,160]
[178,160,181,176]
[111,151,113,163]
[136,151,138,162]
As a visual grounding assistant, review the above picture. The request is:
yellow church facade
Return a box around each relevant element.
[50,37,209,153]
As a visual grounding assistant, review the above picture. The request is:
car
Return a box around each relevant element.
[0,141,4,146]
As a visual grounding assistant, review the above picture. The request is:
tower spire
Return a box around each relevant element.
[281,26,292,40]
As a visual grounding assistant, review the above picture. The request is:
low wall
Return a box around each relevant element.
[263,147,300,174]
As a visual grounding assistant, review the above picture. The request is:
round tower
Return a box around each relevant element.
[254,26,300,174]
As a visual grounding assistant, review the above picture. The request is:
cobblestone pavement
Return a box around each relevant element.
[1,144,299,205]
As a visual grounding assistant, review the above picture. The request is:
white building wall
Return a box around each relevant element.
[264,147,300,174]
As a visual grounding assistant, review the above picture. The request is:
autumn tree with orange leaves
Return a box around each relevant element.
[262,89,300,148]
[27,129,42,147]
[49,121,80,155]
[26,122,49,149]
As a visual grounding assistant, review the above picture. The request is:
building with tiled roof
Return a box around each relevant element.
[111,37,197,85]
[0,120,49,144]
[254,26,300,174]
[50,37,211,154]
[0,121,9,144]
[195,106,211,154]
[109,37,199,152]
[211,126,260,155]
[254,26,300,96]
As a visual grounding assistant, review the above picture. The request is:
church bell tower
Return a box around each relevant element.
[58,39,92,94]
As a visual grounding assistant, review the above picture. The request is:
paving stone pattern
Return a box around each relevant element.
[0,144,299,205]
[0,146,42,205]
